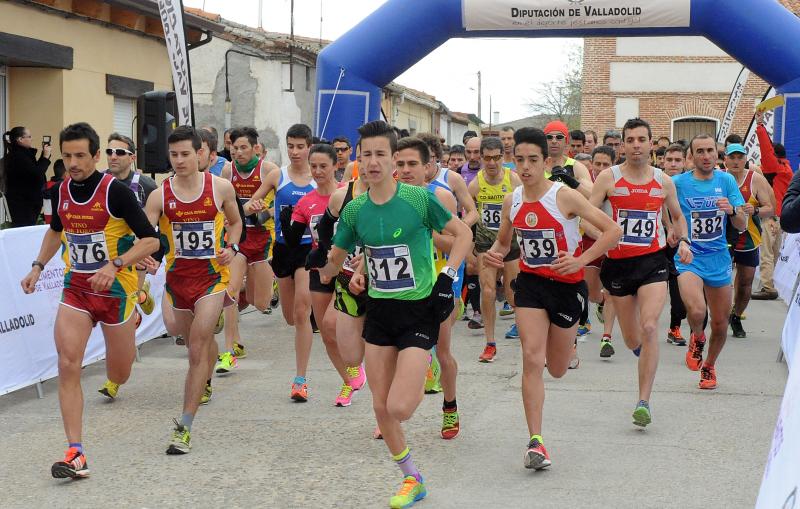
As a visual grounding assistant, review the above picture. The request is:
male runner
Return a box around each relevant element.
[500,126,516,170]
[568,130,586,156]
[320,120,472,508]
[674,134,747,389]
[417,133,478,227]
[725,143,775,338]
[584,130,599,154]
[543,121,593,198]
[200,127,231,177]
[468,137,523,362]
[461,136,482,185]
[486,127,620,469]
[663,144,689,345]
[216,127,277,372]
[145,126,242,454]
[447,145,466,173]
[590,118,692,426]
[21,122,159,478]
[332,136,352,183]
[245,124,318,400]
[396,136,463,439]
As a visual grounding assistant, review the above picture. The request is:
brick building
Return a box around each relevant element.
[581,0,800,142]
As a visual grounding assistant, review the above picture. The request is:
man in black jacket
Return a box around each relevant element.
[781,169,800,233]
[2,126,51,226]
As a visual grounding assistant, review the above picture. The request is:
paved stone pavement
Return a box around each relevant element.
[0,297,789,509]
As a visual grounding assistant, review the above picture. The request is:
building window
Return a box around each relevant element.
[672,117,719,143]
[113,96,136,138]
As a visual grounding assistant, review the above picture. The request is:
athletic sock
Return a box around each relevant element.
[68,442,83,454]
[487,342,496,347]
[443,398,457,412]
[206,378,211,387]
[392,447,422,482]
[293,375,306,385]
[466,276,481,313]
[180,413,194,431]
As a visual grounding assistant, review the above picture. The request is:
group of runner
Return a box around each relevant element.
[21,113,775,508]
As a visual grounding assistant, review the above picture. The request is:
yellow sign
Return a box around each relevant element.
[756,95,785,112]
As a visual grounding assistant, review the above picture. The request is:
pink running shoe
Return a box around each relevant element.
[347,363,366,391]
[334,384,354,407]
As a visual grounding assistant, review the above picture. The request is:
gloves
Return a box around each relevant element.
[432,272,455,323]
[279,205,293,236]
[549,166,580,189]
[305,247,328,270]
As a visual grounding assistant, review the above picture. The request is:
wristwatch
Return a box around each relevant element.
[112,257,125,270]
[679,237,691,247]
[754,206,760,217]
[31,260,45,271]
[440,266,458,280]
[230,243,241,255]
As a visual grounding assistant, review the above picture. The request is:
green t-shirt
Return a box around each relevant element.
[334,182,452,301]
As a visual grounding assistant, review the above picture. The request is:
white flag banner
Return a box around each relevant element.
[158,0,193,125]
[744,87,777,167]
[717,67,751,143]
[463,0,692,31]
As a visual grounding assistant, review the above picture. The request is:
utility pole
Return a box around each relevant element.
[488,95,492,131]
[258,0,263,28]
[477,71,482,120]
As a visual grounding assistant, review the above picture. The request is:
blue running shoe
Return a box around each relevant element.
[505,323,519,339]
[499,301,515,317]
[632,345,641,357]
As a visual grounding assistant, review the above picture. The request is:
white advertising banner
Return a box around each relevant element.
[775,233,800,305]
[463,0,692,31]
[0,226,167,395]
[744,87,777,167]
[717,67,751,144]
[157,0,193,125]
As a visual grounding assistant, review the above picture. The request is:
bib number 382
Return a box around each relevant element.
[691,209,724,242]
[519,228,557,267]
[66,232,109,272]
[172,221,216,258]
[366,244,415,292]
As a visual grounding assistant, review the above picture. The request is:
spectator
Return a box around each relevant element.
[219,128,233,161]
[1,126,51,227]
[781,168,800,233]
[463,130,478,144]
[752,110,793,300]
[603,129,623,163]
[42,159,65,224]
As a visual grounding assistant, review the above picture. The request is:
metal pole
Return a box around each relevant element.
[477,71,482,120]
[258,0,263,29]
[35,382,44,399]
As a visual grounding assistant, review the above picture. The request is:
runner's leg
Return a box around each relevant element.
[246,261,270,312]
[277,276,296,326]
[517,307,550,437]
[180,292,224,419]
[312,290,348,382]
[337,312,366,368]
[632,282,666,402]
[733,264,755,317]
[704,284,733,366]
[478,254,499,343]
[101,315,137,385]
[54,306,94,443]
[293,268,313,379]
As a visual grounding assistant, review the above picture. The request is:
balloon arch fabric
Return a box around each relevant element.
[314,0,800,169]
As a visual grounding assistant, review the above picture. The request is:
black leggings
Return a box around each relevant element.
[668,272,687,328]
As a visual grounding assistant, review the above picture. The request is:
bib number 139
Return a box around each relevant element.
[366,244,416,292]
[519,228,557,267]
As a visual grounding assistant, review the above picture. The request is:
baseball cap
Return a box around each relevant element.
[544,121,569,137]
[725,143,747,155]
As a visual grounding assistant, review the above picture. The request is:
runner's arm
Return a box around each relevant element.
[486,193,515,266]
[588,169,613,209]
[285,202,309,248]
[432,188,458,255]
[243,170,278,213]
[662,176,693,263]
[218,179,243,246]
[448,171,478,226]
[572,160,594,198]
[20,228,64,293]
[559,188,621,268]
[751,172,776,218]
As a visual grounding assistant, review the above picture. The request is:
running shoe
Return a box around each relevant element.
[524,435,551,470]
[599,335,615,358]
[699,364,717,390]
[424,351,443,394]
[291,382,308,402]
[633,401,652,427]
[166,419,191,455]
[51,447,89,479]
[137,280,155,315]
[505,323,520,339]
[347,364,366,391]
[467,311,484,329]
[595,301,605,324]
[271,280,280,308]
[233,342,247,359]
[499,301,515,317]
[214,312,224,335]
[334,383,354,407]
[729,313,746,338]
[667,326,686,346]
[569,345,580,369]
[389,476,427,509]
[373,426,383,440]
[215,351,237,374]
[685,333,705,371]
[576,319,591,340]
[98,380,120,399]
[441,410,460,440]
[478,344,497,363]
[200,383,212,405]
[461,310,471,321]
[174,335,185,346]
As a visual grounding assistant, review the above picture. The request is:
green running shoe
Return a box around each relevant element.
[215,351,237,374]
[166,419,191,454]
[599,335,615,358]
[389,476,427,509]
[424,349,442,394]
[199,383,212,405]
[233,342,247,359]
[441,410,460,440]
[633,401,652,428]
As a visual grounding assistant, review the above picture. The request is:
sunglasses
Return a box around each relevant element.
[106,148,133,156]
[334,147,350,153]
[546,134,565,141]
[482,155,503,162]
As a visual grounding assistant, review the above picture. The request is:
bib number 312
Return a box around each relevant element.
[366,244,416,292]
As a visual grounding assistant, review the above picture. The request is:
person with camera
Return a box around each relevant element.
[2,126,52,227]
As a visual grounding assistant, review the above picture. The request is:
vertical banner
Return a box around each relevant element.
[744,87,777,167]
[158,0,194,126]
[717,66,751,143]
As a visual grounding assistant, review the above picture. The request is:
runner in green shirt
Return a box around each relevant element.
[319,121,472,509]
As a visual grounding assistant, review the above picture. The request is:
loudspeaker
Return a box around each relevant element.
[137,91,177,173]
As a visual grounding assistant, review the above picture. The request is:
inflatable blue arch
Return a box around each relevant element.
[315,0,800,168]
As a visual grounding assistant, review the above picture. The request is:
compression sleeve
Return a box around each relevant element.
[315,208,338,252]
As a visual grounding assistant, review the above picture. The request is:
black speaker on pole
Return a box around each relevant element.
[137,91,177,173]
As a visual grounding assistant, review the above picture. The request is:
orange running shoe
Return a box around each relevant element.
[291,382,308,402]
[699,364,717,390]
[667,326,686,346]
[51,447,89,479]
[685,333,705,371]
[479,344,497,363]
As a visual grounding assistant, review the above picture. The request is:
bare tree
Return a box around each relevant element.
[526,44,582,128]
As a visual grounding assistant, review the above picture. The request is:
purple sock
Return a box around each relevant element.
[68,442,83,453]
[393,447,422,482]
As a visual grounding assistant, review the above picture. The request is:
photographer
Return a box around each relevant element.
[1,126,52,227]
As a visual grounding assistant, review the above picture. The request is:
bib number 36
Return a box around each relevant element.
[366,244,415,292]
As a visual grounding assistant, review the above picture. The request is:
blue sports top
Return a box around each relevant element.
[274,166,317,245]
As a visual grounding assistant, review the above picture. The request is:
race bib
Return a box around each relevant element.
[342,245,364,274]
[518,228,557,267]
[239,197,259,227]
[66,231,109,272]
[617,209,657,246]
[366,244,415,292]
[691,209,724,242]
[310,213,322,244]
[481,203,502,231]
[172,221,217,259]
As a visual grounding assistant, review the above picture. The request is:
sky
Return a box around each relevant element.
[183,0,581,123]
